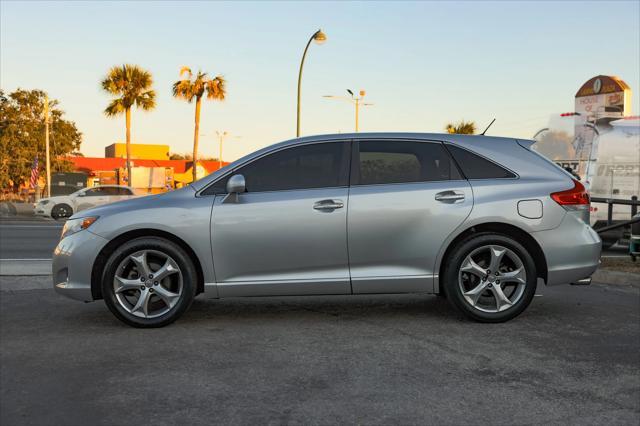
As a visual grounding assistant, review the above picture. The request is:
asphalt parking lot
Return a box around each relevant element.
[1,279,638,426]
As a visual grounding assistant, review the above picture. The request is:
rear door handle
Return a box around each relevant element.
[313,199,344,211]
[435,191,465,203]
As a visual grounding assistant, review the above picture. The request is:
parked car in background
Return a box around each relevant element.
[52,133,601,327]
[35,185,138,219]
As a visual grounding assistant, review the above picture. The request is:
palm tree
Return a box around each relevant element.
[172,67,226,182]
[101,64,156,183]
[445,120,476,135]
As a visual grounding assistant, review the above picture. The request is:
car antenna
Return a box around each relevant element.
[480,118,496,135]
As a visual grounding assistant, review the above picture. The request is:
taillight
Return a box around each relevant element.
[551,180,590,210]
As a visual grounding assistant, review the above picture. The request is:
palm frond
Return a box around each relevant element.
[445,120,476,135]
[104,99,125,117]
[135,90,156,111]
[102,64,156,111]
[179,66,192,78]
[206,76,226,101]
[172,80,194,101]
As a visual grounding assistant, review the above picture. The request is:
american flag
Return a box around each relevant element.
[29,155,39,189]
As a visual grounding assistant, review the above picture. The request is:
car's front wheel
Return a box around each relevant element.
[102,237,197,328]
[443,233,537,322]
[51,203,73,220]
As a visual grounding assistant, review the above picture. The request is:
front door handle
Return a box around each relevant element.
[435,191,465,203]
[313,199,344,211]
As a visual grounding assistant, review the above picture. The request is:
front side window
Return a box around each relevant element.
[203,142,349,194]
[355,140,461,185]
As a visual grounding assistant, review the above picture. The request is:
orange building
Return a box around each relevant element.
[69,157,228,192]
[104,143,170,160]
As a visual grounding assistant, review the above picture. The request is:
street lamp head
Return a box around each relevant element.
[313,29,327,44]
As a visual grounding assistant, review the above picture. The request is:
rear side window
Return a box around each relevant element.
[446,145,516,179]
[355,140,461,185]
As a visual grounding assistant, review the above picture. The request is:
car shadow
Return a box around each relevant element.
[180,293,461,323]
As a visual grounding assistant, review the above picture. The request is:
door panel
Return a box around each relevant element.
[348,181,472,294]
[211,188,350,297]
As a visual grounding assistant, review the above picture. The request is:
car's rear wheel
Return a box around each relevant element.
[51,203,73,220]
[443,233,537,322]
[102,237,197,328]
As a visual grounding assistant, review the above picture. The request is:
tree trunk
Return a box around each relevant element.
[192,98,202,183]
[125,107,132,186]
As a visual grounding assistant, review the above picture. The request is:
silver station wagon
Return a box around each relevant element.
[53,133,601,327]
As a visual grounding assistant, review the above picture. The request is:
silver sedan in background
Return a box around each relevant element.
[52,133,601,327]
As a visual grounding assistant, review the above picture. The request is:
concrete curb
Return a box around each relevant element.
[0,275,51,291]
[592,269,640,288]
[0,259,52,276]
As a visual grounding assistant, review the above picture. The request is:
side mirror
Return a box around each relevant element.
[223,174,245,204]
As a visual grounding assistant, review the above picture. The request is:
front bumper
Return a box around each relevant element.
[52,230,109,302]
[533,212,602,286]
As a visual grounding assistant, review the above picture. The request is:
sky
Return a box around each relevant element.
[1,0,639,162]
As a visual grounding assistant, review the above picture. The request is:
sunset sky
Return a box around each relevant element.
[2,0,639,161]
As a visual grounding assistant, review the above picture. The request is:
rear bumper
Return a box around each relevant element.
[533,212,602,286]
[52,230,108,302]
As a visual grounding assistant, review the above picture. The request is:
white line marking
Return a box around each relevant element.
[0,225,62,228]
[1,258,52,261]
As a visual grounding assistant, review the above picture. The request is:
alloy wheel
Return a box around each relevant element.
[458,245,527,313]
[113,250,183,318]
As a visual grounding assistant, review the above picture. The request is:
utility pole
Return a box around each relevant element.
[44,95,51,198]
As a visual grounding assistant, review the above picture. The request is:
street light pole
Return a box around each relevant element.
[355,97,360,132]
[323,90,373,132]
[296,29,327,137]
[216,131,228,169]
[215,131,241,169]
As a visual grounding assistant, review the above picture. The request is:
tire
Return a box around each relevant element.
[443,233,537,323]
[101,237,197,328]
[51,203,73,220]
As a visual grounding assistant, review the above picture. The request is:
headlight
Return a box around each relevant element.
[39,200,50,205]
[60,216,99,240]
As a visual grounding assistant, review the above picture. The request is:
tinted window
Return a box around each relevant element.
[355,141,461,185]
[203,176,230,195]
[84,188,104,196]
[446,145,516,179]
[118,187,134,195]
[100,187,120,196]
[204,142,348,194]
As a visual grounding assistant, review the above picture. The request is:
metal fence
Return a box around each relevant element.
[591,195,639,234]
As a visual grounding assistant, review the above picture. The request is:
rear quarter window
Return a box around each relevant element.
[446,144,516,179]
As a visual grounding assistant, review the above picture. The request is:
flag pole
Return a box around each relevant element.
[45,95,51,198]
